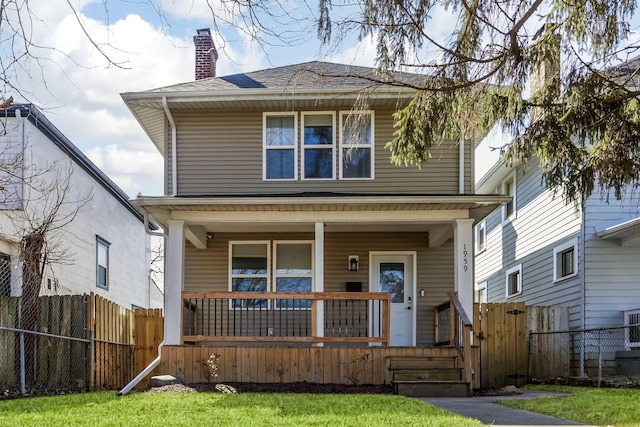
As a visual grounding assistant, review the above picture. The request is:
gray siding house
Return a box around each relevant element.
[475,154,640,332]
[121,29,507,391]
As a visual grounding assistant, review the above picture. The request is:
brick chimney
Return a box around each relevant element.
[194,28,218,80]
[530,24,560,120]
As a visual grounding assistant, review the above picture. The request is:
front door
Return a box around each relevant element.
[371,253,416,346]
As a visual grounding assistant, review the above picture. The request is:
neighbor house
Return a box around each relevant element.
[122,29,507,394]
[0,104,161,309]
[473,55,640,377]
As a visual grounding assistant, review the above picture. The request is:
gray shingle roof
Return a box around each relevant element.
[145,61,426,93]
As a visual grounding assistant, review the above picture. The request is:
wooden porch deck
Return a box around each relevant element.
[159,345,462,386]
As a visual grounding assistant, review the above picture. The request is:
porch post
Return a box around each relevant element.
[314,222,325,345]
[165,220,186,345]
[453,219,474,317]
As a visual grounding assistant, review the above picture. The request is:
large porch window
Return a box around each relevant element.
[274,241,313,308]
[230,242,269,308]
[229,241,314,309]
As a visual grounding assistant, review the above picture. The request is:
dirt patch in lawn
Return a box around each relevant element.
[147,382,394,394]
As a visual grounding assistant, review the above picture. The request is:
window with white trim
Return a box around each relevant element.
[505,264,522,298]
[475,281,488,303]
[264,113,297,180]
[302,112,335,179]
[339,111,374,179]
[475,220,487,254]
[553,238,577,281]
[625,308,640,350]
[96,237,110,290]
[274,241,313,308]
[229,242,269,308]
[502,172,517,223]
[229,241,315,309]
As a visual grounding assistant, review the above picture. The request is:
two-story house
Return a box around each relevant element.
[122,28,507,392]
[474,55,640,378]
[0,104,160,309]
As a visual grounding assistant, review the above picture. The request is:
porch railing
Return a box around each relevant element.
[435,293,473,387]
[182,292,390,346]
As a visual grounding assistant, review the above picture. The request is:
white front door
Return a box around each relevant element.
[371,253,416,346]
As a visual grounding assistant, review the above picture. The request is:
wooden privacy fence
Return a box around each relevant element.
[89,293,164,390]
[0,294,163,394]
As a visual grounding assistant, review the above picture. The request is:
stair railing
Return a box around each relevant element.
[447,292,474,388]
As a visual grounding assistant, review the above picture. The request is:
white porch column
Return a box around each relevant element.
[165,220,186,345]
[314,222,325,344]
[453,219,475,317]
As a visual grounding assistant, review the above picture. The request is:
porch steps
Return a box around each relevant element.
[388,356,471,397]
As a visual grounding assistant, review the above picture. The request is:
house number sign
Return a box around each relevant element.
[462,244,469,272]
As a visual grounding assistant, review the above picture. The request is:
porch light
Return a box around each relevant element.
[348,255,359,271]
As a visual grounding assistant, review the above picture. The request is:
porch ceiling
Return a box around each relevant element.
[133,194,508,234]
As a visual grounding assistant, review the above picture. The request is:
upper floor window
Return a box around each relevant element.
[302,112,335,180]
[340,111,374,179]
[505,264,522,298]
[263,113,297,180]
[96,237,110,290]
[553,238,577,282]
[501,171,517,224]
[475,220,487,254]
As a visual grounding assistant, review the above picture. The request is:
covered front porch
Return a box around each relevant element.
[135,195,505,393]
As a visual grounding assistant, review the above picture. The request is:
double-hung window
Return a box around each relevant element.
[501,172,517,224]
[475,220,487,254]
[339,111,374,179]
[264,113,297,180]
[229,241,314,309]
[230,242,269,308]
[96,237,110,290]
[553,238,577,281]
[274,242,313,308]
[505,264,522,298]
[302,113,335,179]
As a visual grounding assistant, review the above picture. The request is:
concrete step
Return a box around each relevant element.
[393,380,471,397]
[393,367,462,381]
[387,356,457,369]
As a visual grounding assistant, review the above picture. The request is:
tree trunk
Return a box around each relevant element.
[20,232,44,387]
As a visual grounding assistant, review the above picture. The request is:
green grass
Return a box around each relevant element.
[500,385,640,427]
[0,391,483,427]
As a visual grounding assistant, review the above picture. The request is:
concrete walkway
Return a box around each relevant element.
[419,390,597,426]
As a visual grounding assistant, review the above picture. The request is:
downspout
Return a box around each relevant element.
[117,211,167,395]
[459,126,465,194]
[579,197,587,377]
[162,96,178,196]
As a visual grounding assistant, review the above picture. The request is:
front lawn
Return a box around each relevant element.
[0,391,483,427]
[500,385,640,427]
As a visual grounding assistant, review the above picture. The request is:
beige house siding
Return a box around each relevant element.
[166,108,463,196]
[182,231,455,346]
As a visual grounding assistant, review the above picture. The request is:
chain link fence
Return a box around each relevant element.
[529,324,640,386]
[0,286,90,397]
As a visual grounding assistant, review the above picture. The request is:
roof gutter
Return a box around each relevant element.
[122,86,417,103]
[162,96,177,196]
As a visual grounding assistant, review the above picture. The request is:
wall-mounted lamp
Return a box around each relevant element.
[348,255,359,272]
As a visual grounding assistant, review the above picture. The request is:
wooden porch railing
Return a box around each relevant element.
[435,293,474,387]
[182,292,390,346]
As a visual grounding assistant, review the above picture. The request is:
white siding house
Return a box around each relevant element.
[0,104,161,309]
[475,153,640,330]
